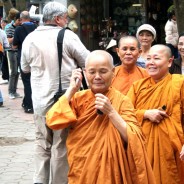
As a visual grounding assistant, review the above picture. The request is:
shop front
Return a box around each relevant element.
[28,0,173,51]
[79,0,173,50]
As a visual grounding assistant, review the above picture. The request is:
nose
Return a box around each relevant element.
[94,72,101,79]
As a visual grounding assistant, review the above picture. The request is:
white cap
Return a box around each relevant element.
[136,24,156,40]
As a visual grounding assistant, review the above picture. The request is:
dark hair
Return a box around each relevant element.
[117,35,140,49]
[15,12,20,20]
[178,32,184,43]
[167,10,175,21]
[1,19,8,23]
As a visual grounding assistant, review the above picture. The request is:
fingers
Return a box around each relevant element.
[180,145,184,161]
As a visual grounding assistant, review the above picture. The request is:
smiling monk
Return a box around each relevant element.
[127,44,184,184]
[46,50,155,184]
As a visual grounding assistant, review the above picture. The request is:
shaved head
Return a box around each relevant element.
[150,44,172,58]
[85,50,114,69]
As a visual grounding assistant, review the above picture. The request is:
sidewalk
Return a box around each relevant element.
[0,76,35,184]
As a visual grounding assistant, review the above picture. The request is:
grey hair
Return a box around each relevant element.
[20,11,30,20]
[43,2,67,22]
[85,50,114,68]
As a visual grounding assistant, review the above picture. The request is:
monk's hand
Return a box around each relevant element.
[65,68,82,101]
[144,109,169,124]
[180,145,184,161]
[95,93,114,115]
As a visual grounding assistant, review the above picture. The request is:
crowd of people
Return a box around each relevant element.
[0,1,184,184]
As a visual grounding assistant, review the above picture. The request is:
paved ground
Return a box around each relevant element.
[0,76,35,184]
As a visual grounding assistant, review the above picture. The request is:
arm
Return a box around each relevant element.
[21,37,31,73]
[127,85,168,124]
[64,30,90,68]
[95,93,128,142]
[46,68,83,130]
[1,30,9,48]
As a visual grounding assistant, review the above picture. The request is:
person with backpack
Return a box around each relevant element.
[13,11,37,113]
[21,2,89,183]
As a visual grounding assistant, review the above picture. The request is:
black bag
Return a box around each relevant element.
[53,28,88,103]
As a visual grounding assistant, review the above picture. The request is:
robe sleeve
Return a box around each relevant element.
[46,95,77,130]
[127,86,146,125]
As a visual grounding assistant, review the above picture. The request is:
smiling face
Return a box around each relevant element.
[116,36,140,67]
[138,30,154,47]
[178,35,184,58]
[85,51,114,94]
[146,45,173,82]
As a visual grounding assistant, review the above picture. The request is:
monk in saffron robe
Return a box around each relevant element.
[111,36,149,95]
[127,44,184,184]
[46,50,156,184]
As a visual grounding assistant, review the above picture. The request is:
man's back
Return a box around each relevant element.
[21,26,89,115]
[13,23,37,60]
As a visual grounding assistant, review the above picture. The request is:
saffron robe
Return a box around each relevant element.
[127,74,184,184]
[111,65,149,95]
[46,87,155,184]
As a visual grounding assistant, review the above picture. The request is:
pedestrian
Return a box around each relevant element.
[5,12,22,99]
[46,50,156,184]
[111,35,149,95]
[165,9,178,58]
[1,19,8,30]
[13,10,37,113]
[136,24,156,68]
[0,28,9,75]
[169,32,184,74]
[21,2,90,184]
[0,89,3,106]
[127,44,184,184]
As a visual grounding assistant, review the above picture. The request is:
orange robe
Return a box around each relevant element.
[127,74,184,184]
[111,65,149,95]
[46,87,155,184]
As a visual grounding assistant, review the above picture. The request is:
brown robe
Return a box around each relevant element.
[46,87,155,184]
[127,74,184,184]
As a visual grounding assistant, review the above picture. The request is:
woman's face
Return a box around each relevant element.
[138,30,154,47]
[178,36,184,58]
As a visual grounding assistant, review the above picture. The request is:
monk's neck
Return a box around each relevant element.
[122,64,135,73]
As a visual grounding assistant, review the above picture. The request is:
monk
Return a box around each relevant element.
[127,44,184,184]
[46,50,156,184]
[111,35,149,95]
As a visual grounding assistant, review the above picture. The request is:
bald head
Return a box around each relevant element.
[150,44,172,58]
[85,50,114,69]
[84,50,115,94]
[20,11,30,22]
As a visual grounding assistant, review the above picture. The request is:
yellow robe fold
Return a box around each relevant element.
[46,87,155,184]
[127,74,184,184]
[111,65,149,95]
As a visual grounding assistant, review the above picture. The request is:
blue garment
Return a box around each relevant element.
[136,56,146,68]
[0,89,3,102]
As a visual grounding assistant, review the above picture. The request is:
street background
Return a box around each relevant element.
[0,75,35,184]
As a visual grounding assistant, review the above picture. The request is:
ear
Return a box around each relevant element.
[54,16,60,24]
[116,48,120,56]
[168,56,174,67]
